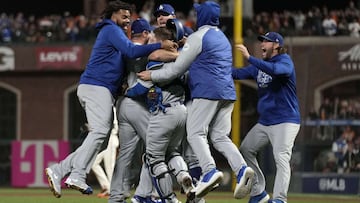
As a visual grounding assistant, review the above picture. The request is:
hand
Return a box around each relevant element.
[177,37,187,48]
[161,40,178,51]
[137,70,152,81]
[235,44,250,59]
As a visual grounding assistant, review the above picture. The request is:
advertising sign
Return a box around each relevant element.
[35,46,83,70]
[302,174,359,194]
[11,140,69,187]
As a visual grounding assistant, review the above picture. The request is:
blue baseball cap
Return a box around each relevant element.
[131,18,153,35]
[258,32,284,46]
[154,4,175,17]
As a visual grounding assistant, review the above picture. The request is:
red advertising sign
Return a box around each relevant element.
[36,46,83,70]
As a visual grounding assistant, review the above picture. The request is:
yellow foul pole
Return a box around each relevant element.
[232,0,243,190]
[232,0,243,147]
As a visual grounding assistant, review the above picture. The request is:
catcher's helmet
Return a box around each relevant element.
[166,18,184,42]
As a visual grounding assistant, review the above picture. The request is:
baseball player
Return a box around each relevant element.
[153,5,204,203]
[153,4,193,36]
[108,18,154,203]
[44,1,177,198]
[127,25,194,203]
[109,18,181,203]
[136,1,254,200]
[233,32,301,203]
[92,108,119,198]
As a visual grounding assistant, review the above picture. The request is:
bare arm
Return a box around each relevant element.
[148,49,179,62]
[137,33,202,82]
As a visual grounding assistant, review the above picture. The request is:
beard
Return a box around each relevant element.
[118,21,129,31]
[262,48,275,60]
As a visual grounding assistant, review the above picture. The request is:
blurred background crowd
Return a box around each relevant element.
[1,1,360,43]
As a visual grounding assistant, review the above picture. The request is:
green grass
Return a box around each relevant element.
[0,188,359,203]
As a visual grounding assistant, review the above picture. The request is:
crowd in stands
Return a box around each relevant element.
[313,125,360,173]
[2,1,360,43]
[308,96,360,173]
[316,126,360,173]
[308,97,360,121]
[0,12,100,43]
[307,96,360,140]
[331,126,360,173]
[245,1,360,38]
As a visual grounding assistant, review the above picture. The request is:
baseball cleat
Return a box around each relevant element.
[131,195,162,203]
[181,174,195,201]
[65,177,93,195]
[248,191,270,203]
[45,167,62,198]
[168,194,182,203]
[194,168,223,198]
[211,183,219,191]
[234,165,254,199]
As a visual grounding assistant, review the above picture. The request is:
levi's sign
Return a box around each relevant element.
[36,46,83,70]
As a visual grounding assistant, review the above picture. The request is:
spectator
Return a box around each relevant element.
[138,0,154,22]
[348,17,360,37]
[307,7,323,36]
[322,14,337,36]
[332,126,353,173]
[77,15,91,41]
[337,16,350,36]
[343,142,358,172]
[280,10,296,36]
[292,10,306,35]
[1,24,12,43]
[350,136,360,172]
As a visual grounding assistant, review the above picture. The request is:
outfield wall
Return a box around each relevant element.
[288,172,360,195]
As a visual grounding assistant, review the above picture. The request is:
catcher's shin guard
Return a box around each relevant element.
[146,155,174,202]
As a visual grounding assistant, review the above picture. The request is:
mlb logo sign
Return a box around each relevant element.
[11,140,69,187]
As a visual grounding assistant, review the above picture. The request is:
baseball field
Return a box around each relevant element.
[0,188,359,203]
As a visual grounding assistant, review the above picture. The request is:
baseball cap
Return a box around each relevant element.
[257,32,284,47]
[131,18,153,35]
[154,4,175,17]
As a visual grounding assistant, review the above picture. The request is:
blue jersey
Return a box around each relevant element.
[80,19,161,97]
[232,54,300,125]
